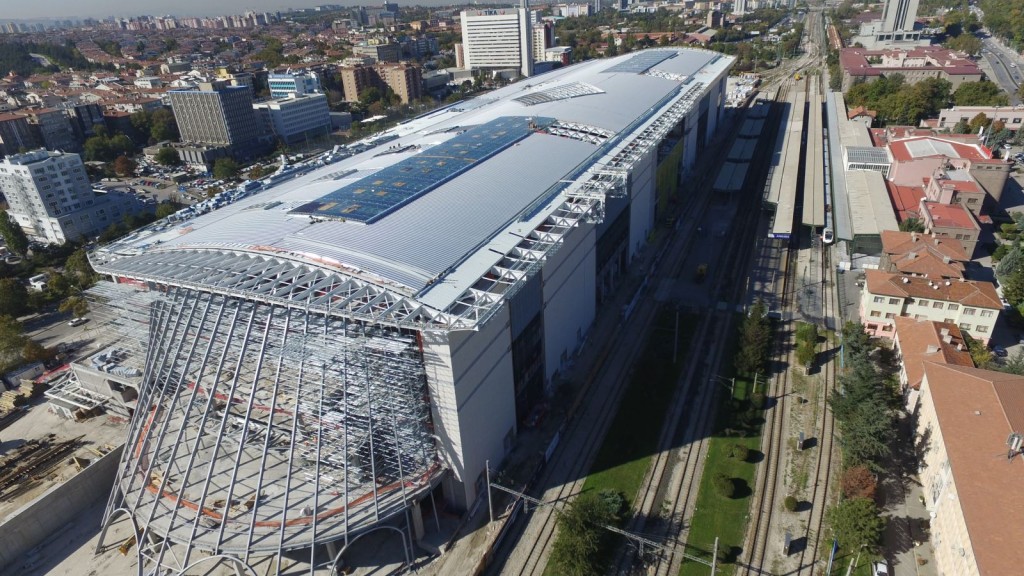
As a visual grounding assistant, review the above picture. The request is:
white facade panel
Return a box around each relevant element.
[629,147,657,257]
[542,222,597,387]
[444,305,516,506]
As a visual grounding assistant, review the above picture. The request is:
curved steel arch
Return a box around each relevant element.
[94,507,145,576]
[329,525,412,576]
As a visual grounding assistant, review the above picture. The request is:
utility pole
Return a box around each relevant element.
[486,459,494,524]
[710,537,719,574]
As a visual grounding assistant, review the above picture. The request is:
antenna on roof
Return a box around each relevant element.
[1007,432,1023,461]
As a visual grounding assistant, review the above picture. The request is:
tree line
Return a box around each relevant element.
[845,75,1008,126]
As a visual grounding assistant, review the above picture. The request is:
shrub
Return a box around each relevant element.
[729,443,750,462]
[783,495,798,512]
[750,392,766,410]
[713,473,735,498]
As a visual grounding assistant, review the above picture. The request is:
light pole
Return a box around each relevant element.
[709,374,735,399]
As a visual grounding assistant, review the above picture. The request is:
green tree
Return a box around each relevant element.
[130,110,152,138]
[358,86,383,106]
[951,119,971,134]
[65,247,98,287]
[156,203,179,218]
[213,158,239,180]
[736,299,771,375]
[22,339,54,364]
[826,498,886,553]
[248,165,264,179]
[963,332,994,367]
[955,82,1009,107]
[796,339,817,368]
[968,112,991,133]
[549,490,622,576]
[0,315,27,372]
[149,108,179,141]
[154,147,180,166]
[0,278,29,317]
[713,473,735,498]
[837,402,893,467]
[83,135,112,161]
[0,210,29,255]
[58,295,89,317]
[898,218,925,233]
[947,33,982,55]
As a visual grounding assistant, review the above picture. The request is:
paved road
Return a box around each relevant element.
[979,33,1022,105]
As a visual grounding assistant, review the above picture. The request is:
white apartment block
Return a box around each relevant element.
[459,8,533,77]
[0,149,151,244]
[253,93,331,146]
[860,270,1001,343]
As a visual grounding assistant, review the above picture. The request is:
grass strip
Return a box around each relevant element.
[679,375,762,576]
[544,307,695,575]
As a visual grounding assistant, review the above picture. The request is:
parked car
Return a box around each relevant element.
[68,317,89,327]
[994,345,1008,358]
[872,562,889,576]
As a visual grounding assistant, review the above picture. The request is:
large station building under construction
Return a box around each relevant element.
[81,48,733,572]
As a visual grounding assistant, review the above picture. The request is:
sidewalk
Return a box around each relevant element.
[880,414,937,576]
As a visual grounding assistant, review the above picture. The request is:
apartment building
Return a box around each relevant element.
[916,363,1024,576]
[0,149,151,244]
[918,200,981,258]
[860,270,1000,342]
[891,317,972,409]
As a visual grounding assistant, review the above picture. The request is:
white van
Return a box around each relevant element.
[28,273,48,291]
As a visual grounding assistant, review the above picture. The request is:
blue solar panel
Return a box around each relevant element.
[291,116,555,223]
[603,51,676,74]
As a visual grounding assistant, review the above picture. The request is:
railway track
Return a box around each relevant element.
[503,290,663,576]
[600,68,806,576]
[796,240,838,576]
[741,231,798,576]
[498,120,745,576]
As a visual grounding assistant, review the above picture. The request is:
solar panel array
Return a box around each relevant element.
[846,146,890,165]
[603,50,676,74]
[290,116,554,223]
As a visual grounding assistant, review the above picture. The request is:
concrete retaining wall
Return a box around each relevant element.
[0,443,124,572]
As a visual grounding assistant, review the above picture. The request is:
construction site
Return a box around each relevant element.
[0,47,735,575]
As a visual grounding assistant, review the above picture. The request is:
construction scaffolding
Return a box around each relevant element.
[96,283,441,573]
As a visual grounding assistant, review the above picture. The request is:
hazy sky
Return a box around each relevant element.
[3,1,466,20]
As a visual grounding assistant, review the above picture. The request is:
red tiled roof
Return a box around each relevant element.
[894,317,973,390]
[922,201,979,230]
[920,363,1024,576]
[887,181,925,221]
[881,230,968,278]
[865,269,1000,309]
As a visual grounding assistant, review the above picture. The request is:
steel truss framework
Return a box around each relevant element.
[99,285,440,574]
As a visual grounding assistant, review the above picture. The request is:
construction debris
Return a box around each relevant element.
[0,435,83,500]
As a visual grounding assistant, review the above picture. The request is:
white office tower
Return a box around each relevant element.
[881,0,920,33]
[460,1,533,77]
[855,0,926,47]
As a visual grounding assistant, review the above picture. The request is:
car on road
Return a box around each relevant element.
[67,317,89,327]
[872,561,889,576]
[994,345,1008,358]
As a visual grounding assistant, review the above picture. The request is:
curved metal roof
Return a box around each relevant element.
[92,48,734,331]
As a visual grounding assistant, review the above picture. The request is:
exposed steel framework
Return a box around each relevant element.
[97,285,440,574]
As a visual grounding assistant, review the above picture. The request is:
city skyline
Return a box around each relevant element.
[0,0,470,21]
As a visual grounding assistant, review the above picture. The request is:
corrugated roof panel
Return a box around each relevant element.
[274,134,596,291]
